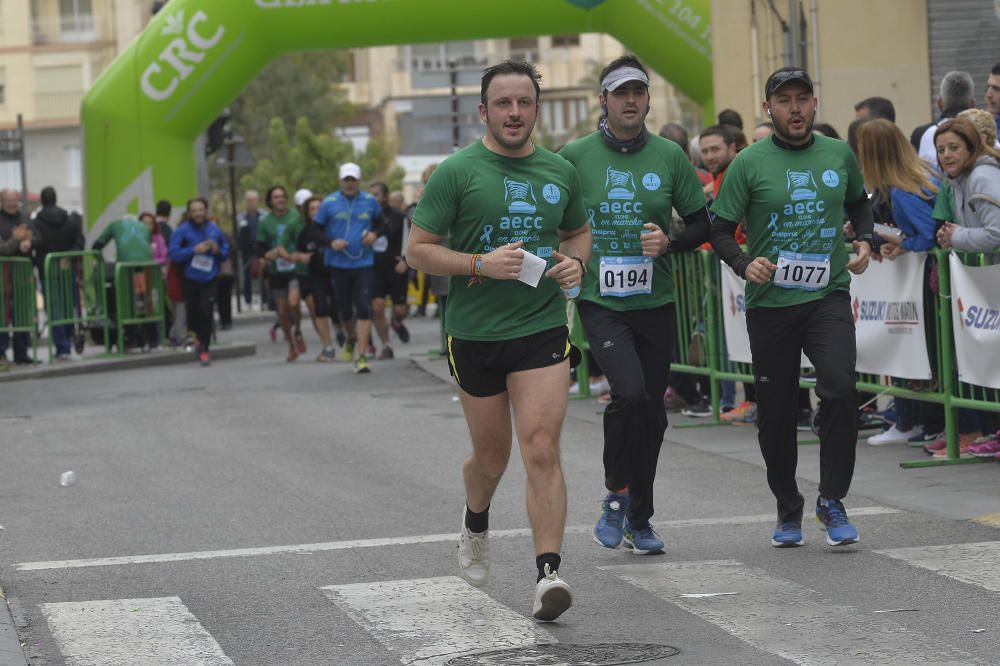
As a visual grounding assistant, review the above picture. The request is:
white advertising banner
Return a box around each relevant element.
[849,251,932,380]
[719,263,810,368]
[949,253,1000,389]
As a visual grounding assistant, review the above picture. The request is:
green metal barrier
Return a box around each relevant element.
[0,256,39,360]
[43,251,110,361]
[568,300,591,400]
[113,262,166,354]
[670,249,722,426]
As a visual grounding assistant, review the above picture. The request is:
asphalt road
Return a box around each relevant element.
[1,314,998,665]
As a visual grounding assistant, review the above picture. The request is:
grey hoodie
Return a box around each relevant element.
[951,155,1000,252]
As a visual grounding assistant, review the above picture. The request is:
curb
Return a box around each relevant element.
[0,343,257,383]
[0,585,28,666]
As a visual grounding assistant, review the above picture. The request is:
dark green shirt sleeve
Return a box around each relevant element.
[411,164,459,236]
[91,220,117,250]
[932,180,954,222]
[559,167,587,231]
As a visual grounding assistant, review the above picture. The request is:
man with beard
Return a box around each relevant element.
[558,55,709,557]
[406,61,590,622]
[710,67,875,549]
[699,125,738,199]
[368,180,409,359]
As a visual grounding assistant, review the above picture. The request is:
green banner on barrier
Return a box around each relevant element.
[82,0,712,231]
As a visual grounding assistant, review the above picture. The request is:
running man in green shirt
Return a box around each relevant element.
[256,186,304,362]
[406,61,590,622]
[92,217,158,350]
[710,67,876,549]
[559,55,710,556]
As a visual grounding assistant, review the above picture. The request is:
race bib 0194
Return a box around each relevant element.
[773,250,830,291]
[191,254,214,273]
[599,255,653,297]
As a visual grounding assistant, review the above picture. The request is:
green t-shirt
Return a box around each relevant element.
[94,218,152,262]
[258,209,302,275]
[559,132,706,310]
[711,135,866,309]
[277,216,308,276]
[412,140,587,341]
[932,178,955,222]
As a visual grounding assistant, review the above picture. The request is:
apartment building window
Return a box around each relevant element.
[0,68,6,106]
[541,97,590,137]
[408,41,484,72]
[59,0,94,40]
[34,64,84,120]
[509,38,539,63]
[65,146,82,188]
[551,35,580,48]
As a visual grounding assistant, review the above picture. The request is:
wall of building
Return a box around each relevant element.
[926,0,1000,116]
[710,0,931,140]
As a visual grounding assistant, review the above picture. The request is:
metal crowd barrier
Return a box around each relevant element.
[575,248,1000,467]
[113,261,166,355]
[43,251,110,361]
[0,256,38,359]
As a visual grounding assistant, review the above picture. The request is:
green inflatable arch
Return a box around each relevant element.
[81,0,712,230]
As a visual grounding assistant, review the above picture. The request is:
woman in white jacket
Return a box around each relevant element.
[934,117,1000,252]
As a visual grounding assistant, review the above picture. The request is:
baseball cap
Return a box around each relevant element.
[339,162,362,181]
[764,68,814,99]
[293,188,313,207]
[601,66,650,92]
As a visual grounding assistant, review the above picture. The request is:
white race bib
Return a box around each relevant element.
[275,258,295,273]
[191,254,214,273]
[599,256,653,297]
[774,251,831,291]
[372,236,389,253]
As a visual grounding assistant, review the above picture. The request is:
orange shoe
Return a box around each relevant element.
[931,433,979,458]
[294,330,306,354]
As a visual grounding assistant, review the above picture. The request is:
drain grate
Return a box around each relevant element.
[445,643,680,665]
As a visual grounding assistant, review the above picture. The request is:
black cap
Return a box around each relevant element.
[764,67,814,99]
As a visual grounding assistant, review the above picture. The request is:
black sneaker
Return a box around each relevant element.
[392,319,411,344]
[74,330,87,354]
[681,399,712,418]
[796,409,813,431]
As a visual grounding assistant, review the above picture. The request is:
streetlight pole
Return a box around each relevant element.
[224,125,242,313]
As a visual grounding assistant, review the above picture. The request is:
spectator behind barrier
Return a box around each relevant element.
[854,96,896,123]
[934,118,1000,252]
[913,71,976,169]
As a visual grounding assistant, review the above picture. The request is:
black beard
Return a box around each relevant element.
[773,114,815,144]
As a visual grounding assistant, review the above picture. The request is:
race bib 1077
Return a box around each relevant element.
[773,250,830,291]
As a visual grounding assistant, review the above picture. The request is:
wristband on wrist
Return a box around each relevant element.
[571,255,587,276]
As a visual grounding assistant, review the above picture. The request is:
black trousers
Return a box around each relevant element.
[578,300,675,529]
[182,278,218,352]
[216,274,234,326]
[747,290,858,524]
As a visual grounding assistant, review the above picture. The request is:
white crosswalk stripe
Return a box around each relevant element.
[41,596,233,666]
[602,560,983,666]
[875,541,1000,592]
[321,576,556,666]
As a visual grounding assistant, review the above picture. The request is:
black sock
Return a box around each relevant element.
[536,553,561,582]
[464,504,489,533]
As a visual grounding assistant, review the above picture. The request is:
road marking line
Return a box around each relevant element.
[875,541,1000,592]
[604,560,981,666]
[14,506,899,572]
[971,512,1000,528]
[41,596,233,665]
[322,576,555,666]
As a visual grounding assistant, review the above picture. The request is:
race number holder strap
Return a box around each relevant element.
[599,255,652,297]
[191,254,214,273]
[773,251,830,291]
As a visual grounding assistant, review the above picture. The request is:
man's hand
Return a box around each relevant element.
[936,221,957,249]
[330,239,348,251]
[394,258,408,275]
[361,231,377,247]
[640,223,670,257]
[292,252,312,263]
[881,243,905,261]
[545,250,583,290]
[846,240,873,275]
[195,241,212,254]
[18,239,31,254]
[12,224,31,242]
[480,241,524,280]
[744,256,777,284]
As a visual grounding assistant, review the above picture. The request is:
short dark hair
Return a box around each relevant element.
[813,122,841,140]
[265,185,287,209]
[992,62,1000,76]
[185,197,209,214]
[700,124,735,145]
[155,200,171,217]
[854,96,896,122]
[717,108,743,130]
[369,181,389,197]
[480,61,541,105]
[658,123,688,149]
[40,186,57,206]
[599,54,649,90]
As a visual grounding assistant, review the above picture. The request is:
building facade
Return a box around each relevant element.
[0,0,151,213]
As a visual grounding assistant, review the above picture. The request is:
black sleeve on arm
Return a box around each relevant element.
[668,206,711,253]
[709,216,753,278]
[844,195,875,244]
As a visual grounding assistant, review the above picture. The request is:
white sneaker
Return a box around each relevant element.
[457,507,490,587]
[531,564,573,622]
[867,424,922,446]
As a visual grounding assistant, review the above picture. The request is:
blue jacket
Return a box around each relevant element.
[889,182,938,252]
[168,219,230,282]
[316,191,382,269]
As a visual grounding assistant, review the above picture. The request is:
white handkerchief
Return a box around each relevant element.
[517,249,547,288]
[874,222,902,237]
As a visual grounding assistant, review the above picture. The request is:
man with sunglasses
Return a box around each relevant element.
[710,67,875,549]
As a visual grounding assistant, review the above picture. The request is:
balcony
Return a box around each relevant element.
[32,14,105,45]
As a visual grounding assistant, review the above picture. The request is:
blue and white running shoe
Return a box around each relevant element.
[816,497,859,546]
[593,493,629,549]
